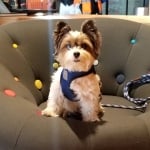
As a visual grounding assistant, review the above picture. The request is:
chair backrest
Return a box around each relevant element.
[0,20,50,105]
[0,18,150,104]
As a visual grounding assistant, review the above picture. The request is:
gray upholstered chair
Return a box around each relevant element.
[0,17,150,150]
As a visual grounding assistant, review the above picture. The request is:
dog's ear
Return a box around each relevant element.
[81,20,102,58]
[54,21,71,55]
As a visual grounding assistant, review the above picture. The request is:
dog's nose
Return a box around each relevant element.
[74,52,80,58]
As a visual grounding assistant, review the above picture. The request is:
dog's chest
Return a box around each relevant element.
[60,68,100,101]
[71,74,100,97]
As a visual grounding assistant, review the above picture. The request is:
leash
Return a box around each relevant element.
[102,74,150,112]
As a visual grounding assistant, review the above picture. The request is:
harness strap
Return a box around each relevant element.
[102,74,150,112]
[60,66,96,102]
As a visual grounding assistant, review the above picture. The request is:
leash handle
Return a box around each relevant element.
[123,74,150,105]
[102,74,150,112]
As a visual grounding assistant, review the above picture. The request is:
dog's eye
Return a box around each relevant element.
[81,43,88,49]
[66,44,71,49]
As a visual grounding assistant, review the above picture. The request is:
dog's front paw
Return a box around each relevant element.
[42,108,59,117]
[99,105,105,118]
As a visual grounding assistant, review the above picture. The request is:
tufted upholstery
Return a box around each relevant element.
[0,17,150,150]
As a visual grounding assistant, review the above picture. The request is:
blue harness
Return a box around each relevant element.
[60,66,96,102]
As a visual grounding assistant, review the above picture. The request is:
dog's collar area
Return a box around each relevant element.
[60,66,96,102]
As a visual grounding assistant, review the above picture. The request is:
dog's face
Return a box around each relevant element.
[54,20,102,72]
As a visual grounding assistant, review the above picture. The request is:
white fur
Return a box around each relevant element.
[69,31,81,38]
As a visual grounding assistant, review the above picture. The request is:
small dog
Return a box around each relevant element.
[42,20,104,122]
